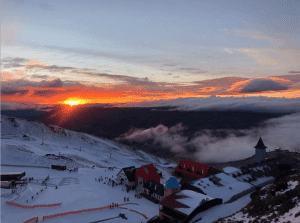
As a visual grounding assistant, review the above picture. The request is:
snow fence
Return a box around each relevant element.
[42,205,110,220]
[22,216,38,223]
[129,209,148,219]
[5,201,62,209]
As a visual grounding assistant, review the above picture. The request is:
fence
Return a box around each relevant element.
[42,203,140,221]
[1,164,49,169]
[22,217,38,223]
[42,175,50,184]
[5,201,62,209]
[42,205,110,221]
[129,209,148,219]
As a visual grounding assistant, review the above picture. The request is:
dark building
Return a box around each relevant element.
[143,180,165,203]
[51,165,66,170]
[0,172,26,181]
[116,166,136,189]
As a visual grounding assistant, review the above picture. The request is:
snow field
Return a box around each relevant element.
[1,166,159,223]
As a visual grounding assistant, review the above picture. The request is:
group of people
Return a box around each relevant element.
[123,197,130,202]
[109,202,119,209]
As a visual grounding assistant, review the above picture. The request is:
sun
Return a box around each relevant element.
[62,98,88,106]
[65,100,81,106]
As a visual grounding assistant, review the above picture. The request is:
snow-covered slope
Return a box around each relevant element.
[1,115,172,169]
[1,115,178,223]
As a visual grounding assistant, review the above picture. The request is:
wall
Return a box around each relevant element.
[255,148,266,163]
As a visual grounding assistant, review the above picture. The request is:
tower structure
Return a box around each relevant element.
[254,137,267,163]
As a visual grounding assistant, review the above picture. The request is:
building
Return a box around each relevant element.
[115,166,136,189]
[143,180,165,203]
[0,181,12,189]
[0,172,26,181]
[159,190,222,223]
[135,164,160,186]
[164,177,181,197]
[175,159,222,185]
[254,137,267,163]
[51,164,66,171]
[182,172,254,203]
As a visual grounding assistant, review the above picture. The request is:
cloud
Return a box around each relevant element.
[36,3,54,11]
[1,57,30,68]
[1,88,29,96]
[130,96,300,113]
[32,90,63,96]
[240,79,289,93]
[177,67,208,74]
[116,123,187,153]
[288,71,300,74]
[116,112,300,163]
[238,48,278,65]
[41,78,63,88]
[30,74,51,79]
[224,48,233,54]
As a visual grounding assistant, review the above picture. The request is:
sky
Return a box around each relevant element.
[1,0,300,108]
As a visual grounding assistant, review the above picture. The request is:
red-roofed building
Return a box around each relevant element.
[175,159,210,178]
[135,164,160,186]
[175,159,222,185]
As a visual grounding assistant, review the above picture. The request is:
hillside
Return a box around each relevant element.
[1,115,173,169]
[213,171,300,223]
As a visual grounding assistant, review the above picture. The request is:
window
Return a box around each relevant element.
[187,168,192,172]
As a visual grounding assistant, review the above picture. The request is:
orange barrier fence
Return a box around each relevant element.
[5,201,61,209]
[42,205,110,220]
[42,203,139,221]
[22,216,38,223]
[129,209,148,219]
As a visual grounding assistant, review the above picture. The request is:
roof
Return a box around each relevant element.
[137,164,159,177]
[0,172,25,175]
[117,166,136,182]
[189,173,253,203]
[254,137,267,149]
[144,180,164,196]
[160,190,214,216]
[175,159,210,179]
[223,167,241,174]
[165,177,181,189]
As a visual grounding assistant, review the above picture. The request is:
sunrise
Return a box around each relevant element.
[1,1,300,223]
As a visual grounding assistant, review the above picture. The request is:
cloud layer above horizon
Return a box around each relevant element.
[1,0,300,109]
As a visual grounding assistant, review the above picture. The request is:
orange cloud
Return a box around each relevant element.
[25,59,48,68]
[1,70,26,81]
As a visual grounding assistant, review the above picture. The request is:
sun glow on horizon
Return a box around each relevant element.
[62,98,88,106]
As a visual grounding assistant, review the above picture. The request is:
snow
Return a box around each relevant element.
[175,190,214,215]
[190,194,252,223]
[223,167,241,174]
[1,116,177,223]
[1,166,158,223]
[191,173,253,203]
[275,180,299,196]
[250,176,275,187]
